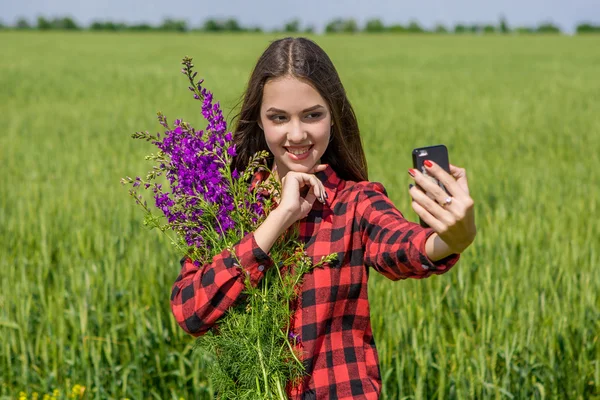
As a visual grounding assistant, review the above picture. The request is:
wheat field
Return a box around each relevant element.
[1,32,599,399]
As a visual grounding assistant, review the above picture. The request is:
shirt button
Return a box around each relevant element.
[258,265,265,272]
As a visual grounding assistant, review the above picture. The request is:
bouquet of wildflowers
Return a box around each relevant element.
[123,57,336,399]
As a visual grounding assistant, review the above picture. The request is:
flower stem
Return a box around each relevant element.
[275,377,287,400]
[256,336,270,396]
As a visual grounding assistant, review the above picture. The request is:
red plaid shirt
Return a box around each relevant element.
[171,164,460,399]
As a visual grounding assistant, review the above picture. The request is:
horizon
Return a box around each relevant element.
[3,0,600,34]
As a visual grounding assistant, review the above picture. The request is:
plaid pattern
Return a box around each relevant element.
[171,165,460,399]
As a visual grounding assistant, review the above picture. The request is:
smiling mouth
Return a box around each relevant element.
[285,145,313,155]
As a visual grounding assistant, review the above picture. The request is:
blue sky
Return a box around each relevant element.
[3,0,599,33]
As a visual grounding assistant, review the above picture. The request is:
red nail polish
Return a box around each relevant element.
[408,169,416,177]
[424,160,433,168]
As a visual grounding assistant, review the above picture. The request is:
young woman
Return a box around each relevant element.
[170,37,476,399]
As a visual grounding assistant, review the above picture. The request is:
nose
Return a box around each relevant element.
[287,120,307,143]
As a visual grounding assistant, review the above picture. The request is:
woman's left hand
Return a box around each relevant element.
[408,161,476,254]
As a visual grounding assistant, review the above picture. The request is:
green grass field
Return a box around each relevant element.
[1,32,599,399]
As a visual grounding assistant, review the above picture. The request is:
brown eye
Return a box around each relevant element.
[269,115,287,123]
[306,112,322,120]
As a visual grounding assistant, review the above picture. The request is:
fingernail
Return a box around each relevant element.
[424,160,433,168]
[408,169,416,177]
[408,184,414,190]
[324,192,328,199]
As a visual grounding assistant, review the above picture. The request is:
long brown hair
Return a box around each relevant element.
[230,37,368,182]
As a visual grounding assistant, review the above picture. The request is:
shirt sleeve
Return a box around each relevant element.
[170,231,274,337]
[356,181,460,280]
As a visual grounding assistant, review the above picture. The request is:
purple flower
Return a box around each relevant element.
[288,332,301,343]
[227,145,237,157]
[131,57,268,255]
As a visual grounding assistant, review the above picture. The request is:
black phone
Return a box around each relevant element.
[412,144,451,228]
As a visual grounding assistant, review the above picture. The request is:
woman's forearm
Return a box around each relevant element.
[254,208,295,254]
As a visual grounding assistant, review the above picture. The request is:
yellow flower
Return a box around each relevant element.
[69,384,85,398]
[53,389,60,397]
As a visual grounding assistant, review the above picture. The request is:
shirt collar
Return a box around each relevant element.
[315,164,341,204]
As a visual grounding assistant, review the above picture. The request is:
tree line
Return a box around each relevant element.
[3,16,600,34]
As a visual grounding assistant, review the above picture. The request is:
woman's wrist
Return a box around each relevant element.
[254,208,295,254]
[424,232,456,262]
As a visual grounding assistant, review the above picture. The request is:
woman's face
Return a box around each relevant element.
[259,76,332,180]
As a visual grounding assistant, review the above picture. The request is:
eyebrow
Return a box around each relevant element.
[266,104,325,113]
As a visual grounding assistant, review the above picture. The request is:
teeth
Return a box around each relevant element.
[287,146,311,155]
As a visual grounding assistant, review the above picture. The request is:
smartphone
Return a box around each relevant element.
[412,144,451,228]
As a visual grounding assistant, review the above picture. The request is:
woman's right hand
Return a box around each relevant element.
[276,164,328,224]
[254,164,328,254]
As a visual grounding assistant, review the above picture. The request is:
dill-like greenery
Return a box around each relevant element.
[194,226,338,400]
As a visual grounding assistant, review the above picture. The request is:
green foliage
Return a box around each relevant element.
[223,19,243,32]
[537,22,561,34]
[325,19,342,33]
[37,17,52,30]
[203,19,225,32]
[344,19,359,33]
[468,24,481,33]
[387,24,407,33]
[454,24,467,34]
[406,20,425,33]
[89,20,127,31]
[434,24,449,34]
[284,19,301,33]
[56,17,80,30]
[159,18,188,32]
[483,24,496,34]
[128,23,153,32]
[576,23,600,34]
[499,15,510,33]
[1,33,599,399]
[515,26,535,34]
[202,18,246,33]
[15,17,31,30]
[6,15,597,34]
[324,18,358,33]
[303,26,315,34]
[36,16,80,30]
[365,19,385,33]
